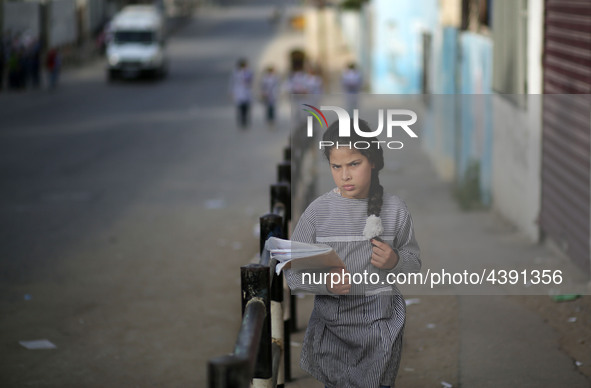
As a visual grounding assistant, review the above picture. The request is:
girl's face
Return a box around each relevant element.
[328,147,374,199]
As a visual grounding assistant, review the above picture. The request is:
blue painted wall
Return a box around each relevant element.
[371,0,438,94]
[369,0,493,207]
[425,27,459,173]
[457,33,493,206]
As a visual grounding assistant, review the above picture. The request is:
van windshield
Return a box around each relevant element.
[114,31,155,44]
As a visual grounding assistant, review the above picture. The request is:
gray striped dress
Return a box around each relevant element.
[285,189,421,388]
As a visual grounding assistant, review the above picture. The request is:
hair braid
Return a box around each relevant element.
[367,169,384,217]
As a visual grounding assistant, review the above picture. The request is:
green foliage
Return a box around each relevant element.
[340,0,369,11]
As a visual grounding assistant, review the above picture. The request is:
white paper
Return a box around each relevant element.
[263,237,345,274]
[19,339,57,350]
[204,198,226,209]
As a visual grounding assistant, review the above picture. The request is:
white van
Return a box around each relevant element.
[106,5,168,80]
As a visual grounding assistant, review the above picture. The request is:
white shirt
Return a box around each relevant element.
[342,69,362,94]
[230,68,254,103]
[287,71,309,95]
[260,73,280,102]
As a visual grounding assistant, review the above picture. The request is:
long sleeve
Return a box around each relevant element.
[387,203,421,274]
[284,211,332,294]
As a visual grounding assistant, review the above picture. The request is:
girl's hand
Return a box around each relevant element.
[327,267,351,295]
[370,239,399,270]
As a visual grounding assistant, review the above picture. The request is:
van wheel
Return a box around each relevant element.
[107,70,116,82]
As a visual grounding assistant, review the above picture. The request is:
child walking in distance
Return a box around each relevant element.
[229,58,253,128]
[285,119,421,388]
[46,48,61,89]
[260,66,279,126]
[341,62,362,114]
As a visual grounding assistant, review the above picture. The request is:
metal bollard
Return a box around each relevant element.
[270,182,297,336]
[260,213,283,258]
[270,182,291,229]
[208,354,250,388]
[283,317,291,382]
[270,264,285,388]
[259,213,287,387]
[277,161,291,184]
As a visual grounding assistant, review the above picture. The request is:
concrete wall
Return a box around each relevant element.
[424,26,458,181]
[527,0,543,95]
[48,0,78,48]
[304,6,356,91]
[84,0,107,35]
[327,0,546,242]
[3,2,41,40]
[422,0,544,240]
[3,0,109,46]
[490,0,544,242]
[457,33,493,206]
[439,0,461,27]
[491,95,542,242]
[337,6,372,91]
[340,11,361,63]
[370,0,438,94]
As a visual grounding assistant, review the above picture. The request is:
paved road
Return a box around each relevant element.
[0,1,291,386]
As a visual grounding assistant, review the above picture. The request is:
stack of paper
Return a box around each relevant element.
[264,237,345,274]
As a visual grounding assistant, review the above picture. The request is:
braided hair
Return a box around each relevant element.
[322,119,385,239]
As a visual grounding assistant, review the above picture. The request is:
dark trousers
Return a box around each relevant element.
[49,69,60,89]
[266,103,275,123]
[237,102,250,128]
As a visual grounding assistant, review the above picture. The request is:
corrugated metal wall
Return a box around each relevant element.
[541,0,591,274]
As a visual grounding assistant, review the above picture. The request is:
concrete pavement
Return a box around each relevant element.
[278,6,591,388]
[283,105,590,386]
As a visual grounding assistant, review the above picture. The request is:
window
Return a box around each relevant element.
[461,0,493,33]
[114,31,155,44]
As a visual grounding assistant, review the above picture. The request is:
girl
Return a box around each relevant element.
[285,119,421,388]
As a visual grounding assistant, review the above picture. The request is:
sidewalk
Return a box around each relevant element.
[278,7,591,388]
[284,115,590,387]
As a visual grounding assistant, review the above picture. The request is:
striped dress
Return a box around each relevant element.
[285,189,421,388]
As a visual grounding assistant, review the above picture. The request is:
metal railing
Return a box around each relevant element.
[208,145,294,388]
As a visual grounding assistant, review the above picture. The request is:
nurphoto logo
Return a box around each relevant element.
[303,104,418,150]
